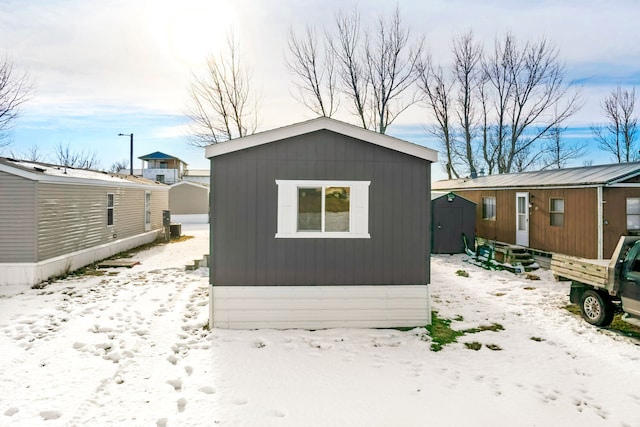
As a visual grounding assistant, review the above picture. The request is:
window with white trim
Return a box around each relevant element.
[550,198,564,227]
[107,193,114,226]
[627,198,640,230]
[276,180,370,238]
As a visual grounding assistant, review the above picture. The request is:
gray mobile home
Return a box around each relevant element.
[0,158,169,286]
[206,117,438,329]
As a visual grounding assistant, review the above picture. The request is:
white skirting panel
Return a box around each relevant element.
[0,230,161,286]
[210,285,431,330]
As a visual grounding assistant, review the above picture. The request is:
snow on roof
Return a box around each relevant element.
[205,117,438,162]
[0,157,165,188]
[433,162,640,190]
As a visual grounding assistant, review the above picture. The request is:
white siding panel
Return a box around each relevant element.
[211,285,430,329]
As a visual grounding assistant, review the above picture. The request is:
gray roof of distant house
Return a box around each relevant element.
[432,162,640,190]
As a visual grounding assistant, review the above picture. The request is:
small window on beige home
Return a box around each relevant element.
[626,198,640,230]
[482,197,496,220]
[107,193,114,226]
[550,198,564,227]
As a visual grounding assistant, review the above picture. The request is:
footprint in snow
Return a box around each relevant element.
[232,398,248,405]
[40,410,61,420]
[167,379,183,392]
[177,398,187,413]
[199,386,215,394]
[4,407,19,416]
[267,409,286,418]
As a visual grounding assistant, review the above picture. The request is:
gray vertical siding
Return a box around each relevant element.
[211,129,431,287]
[0,171,37,262]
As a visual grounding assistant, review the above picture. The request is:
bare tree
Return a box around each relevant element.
[109,159,129,174]
[542,121,586,169]
[54,143,99,169]
[418,59,458,179]
[483,33,581,173]
[332,7,370,129]
[452,31,483,176]
[326,5,423,133]
[185,31,259,147]
[10,144,44,162]
[0,54,33,147]
[592,86,638,163]
[286,25,338,117]
[364,6,424,134]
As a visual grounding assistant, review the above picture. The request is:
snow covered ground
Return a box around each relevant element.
[1,225,639,426]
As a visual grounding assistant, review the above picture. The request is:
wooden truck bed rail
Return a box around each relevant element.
[550,253,610,289]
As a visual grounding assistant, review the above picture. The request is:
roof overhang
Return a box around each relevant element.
[205,117,438,162]
[0,162,167,190]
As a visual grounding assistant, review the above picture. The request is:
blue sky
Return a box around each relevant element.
[1,0,639,181]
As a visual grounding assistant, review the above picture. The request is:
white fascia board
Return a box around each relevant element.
[205,117,438,162]
[170,181,209,190]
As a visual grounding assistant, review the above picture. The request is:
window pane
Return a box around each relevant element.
[627,198,640,215]
[551,198,564,212]
[298,188,322,231]
[325,187,350,232]
[628,214,640,230]
[107,194,114,208]
[551,213,564,227]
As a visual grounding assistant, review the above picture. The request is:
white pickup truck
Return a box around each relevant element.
[551,236,640,328]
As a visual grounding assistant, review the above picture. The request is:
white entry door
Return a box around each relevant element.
[515,192,529,247]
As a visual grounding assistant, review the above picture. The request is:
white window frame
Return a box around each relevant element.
[550,197,564,227]
[275,180,370,239]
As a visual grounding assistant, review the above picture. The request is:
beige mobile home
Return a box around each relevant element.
[0,158,169,286]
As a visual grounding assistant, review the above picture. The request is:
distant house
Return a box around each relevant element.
[0,157,169,286]
[169,181,209,223]
[433,162,640,259]
[138,151,187,184]
[182,169,210,185]
[205,117,438,329]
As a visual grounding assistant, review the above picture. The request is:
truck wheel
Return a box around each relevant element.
[580,290,614,327]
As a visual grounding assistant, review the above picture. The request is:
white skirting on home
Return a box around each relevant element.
[170,214,209,224]
[210,285,431,329]
[0,230,161,286]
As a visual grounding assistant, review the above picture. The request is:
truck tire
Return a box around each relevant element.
[580,290,614,327]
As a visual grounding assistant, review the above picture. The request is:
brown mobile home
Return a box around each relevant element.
[0,158,169,286]
[433,162,640,259]
[206,117,438,329]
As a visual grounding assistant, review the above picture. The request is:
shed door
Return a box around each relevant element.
[516,192,529,247]
[433,206,463,253]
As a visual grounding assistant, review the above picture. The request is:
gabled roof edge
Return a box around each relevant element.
[204,117,438,162]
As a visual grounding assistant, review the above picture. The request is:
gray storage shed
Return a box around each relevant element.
[431,192,476,254]
[205,117,438,329]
